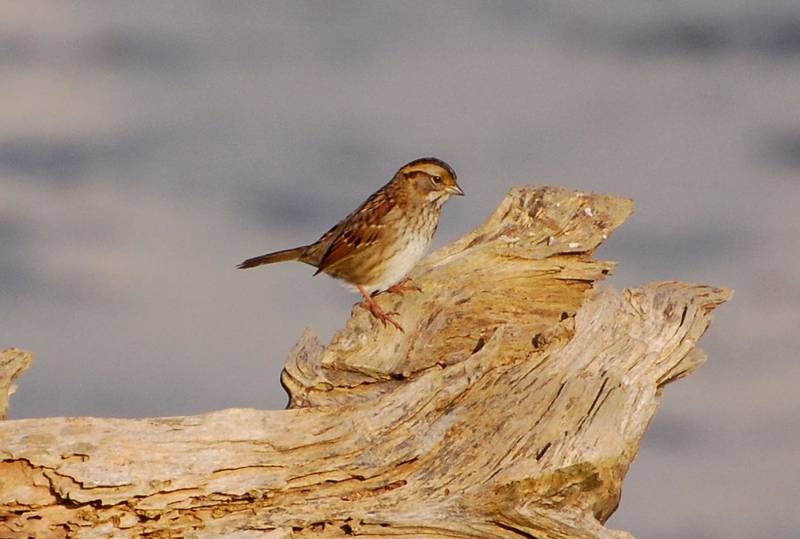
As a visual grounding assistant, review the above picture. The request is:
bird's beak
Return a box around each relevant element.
[447,183,465,196]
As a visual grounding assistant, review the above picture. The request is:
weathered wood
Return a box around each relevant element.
[0,349,32,420]
[0,186,730,538]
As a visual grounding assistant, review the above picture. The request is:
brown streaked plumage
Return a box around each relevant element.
[238,157,463,331]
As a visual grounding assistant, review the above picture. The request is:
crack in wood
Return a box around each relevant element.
[0,187,730,538]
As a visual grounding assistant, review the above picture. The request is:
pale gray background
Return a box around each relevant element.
[2,2,799,537]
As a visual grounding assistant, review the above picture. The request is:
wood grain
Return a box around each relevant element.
[0,186,730,538]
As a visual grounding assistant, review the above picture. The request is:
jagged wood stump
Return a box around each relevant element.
[0,186,730,538]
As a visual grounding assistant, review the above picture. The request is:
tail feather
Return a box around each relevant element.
[237,246,305,269]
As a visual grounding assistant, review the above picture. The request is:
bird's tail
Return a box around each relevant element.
[237,246,305,269]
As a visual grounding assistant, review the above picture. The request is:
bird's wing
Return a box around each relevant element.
[314,189,394,275]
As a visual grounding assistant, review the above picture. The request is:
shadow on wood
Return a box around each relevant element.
[0,186,730,538]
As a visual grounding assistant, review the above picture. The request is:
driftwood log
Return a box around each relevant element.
[0,186,730,538]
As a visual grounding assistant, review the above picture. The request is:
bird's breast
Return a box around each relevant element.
[322,203,441,294]
[358,232,430,294]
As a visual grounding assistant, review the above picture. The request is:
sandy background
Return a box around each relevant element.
[2,2,799,537]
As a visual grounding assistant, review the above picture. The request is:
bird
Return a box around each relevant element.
[237,157,463,331]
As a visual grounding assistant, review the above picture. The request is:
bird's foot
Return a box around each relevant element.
[357,296,404,332]
[383,278,423,295]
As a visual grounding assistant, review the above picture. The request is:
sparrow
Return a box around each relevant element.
[237,157,463,331]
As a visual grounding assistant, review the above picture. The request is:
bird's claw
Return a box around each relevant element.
[384,278,423,295]
[357,300,404,332]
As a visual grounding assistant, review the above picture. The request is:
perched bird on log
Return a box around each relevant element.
[238,157,463,331]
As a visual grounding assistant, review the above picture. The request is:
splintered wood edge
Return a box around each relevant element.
[434,184,633,259]
[0,348,33,420]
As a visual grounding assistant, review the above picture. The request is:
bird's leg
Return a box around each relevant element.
[357,285,404,332]
[383,278,423,295]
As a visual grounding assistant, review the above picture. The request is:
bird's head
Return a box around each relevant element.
[395,157,463,204]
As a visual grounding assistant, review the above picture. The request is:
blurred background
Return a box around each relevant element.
[2,1,798,537]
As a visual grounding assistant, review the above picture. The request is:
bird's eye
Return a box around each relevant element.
[431,175,442,185]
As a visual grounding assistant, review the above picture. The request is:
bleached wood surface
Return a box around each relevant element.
[0,186,730,538]
[0,349,32,420]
